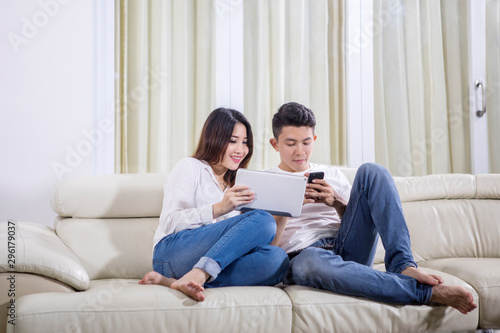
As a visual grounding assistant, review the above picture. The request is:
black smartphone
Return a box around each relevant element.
[307,171,325,184]
[306,172,325,199]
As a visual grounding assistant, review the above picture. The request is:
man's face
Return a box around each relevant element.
[270,126,317,172]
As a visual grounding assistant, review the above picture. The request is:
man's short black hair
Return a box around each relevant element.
[272,102,316,139]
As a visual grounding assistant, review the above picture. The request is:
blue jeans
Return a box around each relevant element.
[285,163,433,305]
[153,209,289,288]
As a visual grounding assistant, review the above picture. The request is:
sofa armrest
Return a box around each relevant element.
[0,221,89,291]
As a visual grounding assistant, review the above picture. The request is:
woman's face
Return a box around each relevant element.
[219,122,249,171]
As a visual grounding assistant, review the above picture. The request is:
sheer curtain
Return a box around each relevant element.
[243,0,346,170]
[486,0,500,173]
[115,0,215,173]
[373,0,471,176]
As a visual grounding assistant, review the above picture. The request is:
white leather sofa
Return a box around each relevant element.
[1,169,499,332]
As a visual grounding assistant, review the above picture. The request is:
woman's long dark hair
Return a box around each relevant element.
[193,108,253,186]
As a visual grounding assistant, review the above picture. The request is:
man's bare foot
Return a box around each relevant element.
[139,271,176,287]
[430,284,477,314]
[170,268,210,302]
[402,266,443,286]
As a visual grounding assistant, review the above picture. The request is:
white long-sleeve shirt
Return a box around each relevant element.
[267,163,352,253]
[153,157,240,248]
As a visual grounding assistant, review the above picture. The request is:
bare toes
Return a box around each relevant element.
[429,274,444,284]
[182,282,205,301]
[188,281,204,292]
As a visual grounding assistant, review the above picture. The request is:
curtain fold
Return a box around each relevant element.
[486,0,500,173]
[115,0,215,173]
[243,0,346,170]
[374,0,470,176]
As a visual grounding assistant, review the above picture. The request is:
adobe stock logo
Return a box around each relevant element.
[7,0,73,54]
[214,0,242,20]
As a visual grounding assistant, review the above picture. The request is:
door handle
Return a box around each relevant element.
[475,80,487,118]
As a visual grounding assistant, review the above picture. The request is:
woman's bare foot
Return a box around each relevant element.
[170,268,210,302]
[139,271,176,287]
[139,269,209,302]
[430,284,477,314]
[401,266,443,286]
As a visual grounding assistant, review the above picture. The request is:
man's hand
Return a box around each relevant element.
[304,172,337,206]
[305,177,337,206]
[304,172,347,217]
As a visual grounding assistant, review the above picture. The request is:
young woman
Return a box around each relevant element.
[139,108,289,301]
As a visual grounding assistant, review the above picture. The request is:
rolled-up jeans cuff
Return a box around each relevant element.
[397,261,417,274]
[194,257,221,283]
[422,285,433,304]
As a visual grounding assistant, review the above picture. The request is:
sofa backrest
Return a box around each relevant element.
[51,173,166,218]
[373,173,500,264]
[52,174,165,280]
[51,170,500,280]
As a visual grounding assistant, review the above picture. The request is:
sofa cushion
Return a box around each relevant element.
[51,173,166,218]
[13,280,292,333]
[284,268,479,332]
[0,222,89,290]
[419,258,500,328]
[0,273,74,333]
[55,218,158,280]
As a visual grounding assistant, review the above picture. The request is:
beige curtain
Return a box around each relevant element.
[115,0,215,173]
[374,0,471,176]
[243,0,346,170]
[486,0,500,173]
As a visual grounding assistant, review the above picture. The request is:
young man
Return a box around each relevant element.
[269,102,477,314]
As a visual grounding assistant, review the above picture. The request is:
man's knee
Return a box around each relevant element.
[289,247,341,286]
[358,162,387,175]
[357,163,393,183]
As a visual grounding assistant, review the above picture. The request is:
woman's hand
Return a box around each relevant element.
[212,185,255,218]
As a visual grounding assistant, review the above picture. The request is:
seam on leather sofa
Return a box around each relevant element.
[292,300,383,306]
[477,285,500,290]
[16,304,293,317]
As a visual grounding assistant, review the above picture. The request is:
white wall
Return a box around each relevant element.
[0,0,112,226]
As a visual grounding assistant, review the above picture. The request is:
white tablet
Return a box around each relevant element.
[234,168,307,217]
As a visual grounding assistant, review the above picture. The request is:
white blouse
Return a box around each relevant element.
[153,157,240,248]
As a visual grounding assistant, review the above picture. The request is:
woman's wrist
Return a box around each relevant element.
[212,203,221,219]
[212,202,227,219]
